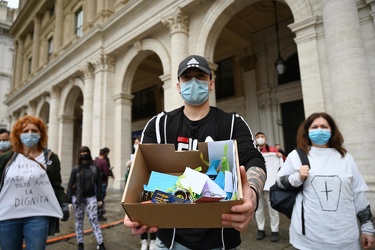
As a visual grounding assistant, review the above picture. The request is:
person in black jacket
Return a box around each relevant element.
[67,146,106,250]
[124,55,266,249]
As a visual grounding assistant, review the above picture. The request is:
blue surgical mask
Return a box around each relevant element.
[308,129,331,145]
[20,133,41,148]
[180,78,209,106]
[0,141,11,151]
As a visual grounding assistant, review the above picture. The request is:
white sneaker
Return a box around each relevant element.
[149,240,156,250]
[141,239,148,250]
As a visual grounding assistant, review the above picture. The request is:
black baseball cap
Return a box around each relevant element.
[177,55,212,78]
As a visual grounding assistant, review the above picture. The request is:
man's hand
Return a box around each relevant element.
[123,214,158,235]
[221,166,256,231]
[98,201,103,207]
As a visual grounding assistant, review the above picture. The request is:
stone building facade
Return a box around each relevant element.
[0,1,17,129]
[5,0,375,207]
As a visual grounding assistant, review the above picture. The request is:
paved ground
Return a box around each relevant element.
[45,189,292,250]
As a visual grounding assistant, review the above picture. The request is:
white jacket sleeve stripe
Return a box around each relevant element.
[155,112,165,144]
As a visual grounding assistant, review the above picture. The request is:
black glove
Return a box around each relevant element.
[61,203,70,221]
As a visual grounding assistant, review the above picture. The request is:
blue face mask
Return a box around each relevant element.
[20,133,41,148]
[308,129,331,146]
[0,141,11,151]
[180,78,209,106]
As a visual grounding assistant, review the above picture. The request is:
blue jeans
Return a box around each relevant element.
[0,216,49,250]
[102,183,108,201]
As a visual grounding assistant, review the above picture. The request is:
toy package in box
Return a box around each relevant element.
[121,140,243,228]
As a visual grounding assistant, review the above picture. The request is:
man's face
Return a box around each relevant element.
[177,68,213,92]
[255,134,266,146]
[0,132,10,142]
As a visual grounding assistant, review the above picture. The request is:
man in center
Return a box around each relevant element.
[124,55,266,249]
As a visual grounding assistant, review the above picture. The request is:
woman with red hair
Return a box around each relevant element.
[0,115,69,250]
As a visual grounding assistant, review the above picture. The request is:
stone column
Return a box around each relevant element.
[84,0,96,30]
[58,115,75,182]
[256,46,269,90]
[27,101,36,116]
[80,63,95,147]
[48,87,61,152]
[8,113,17,130]
[15,38,24,88]
[244,70,260,133]
[54,0,64,54]
[113,92,133,189]
[96,0,104,13]
[31,14,41,72]
[322,0,375,170]
[12,41,18,90]
[361,0,375,107]
[162,7,189,111]
[257,91,272,135]
[289,16,325,116]
[91,54,115,155]
[366,0,375,21]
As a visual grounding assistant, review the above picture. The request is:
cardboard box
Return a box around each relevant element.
[121,140,243,228]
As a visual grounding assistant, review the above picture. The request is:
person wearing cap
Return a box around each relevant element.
[124,55,266,249]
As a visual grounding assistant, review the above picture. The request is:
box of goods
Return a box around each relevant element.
[121,140,243,228]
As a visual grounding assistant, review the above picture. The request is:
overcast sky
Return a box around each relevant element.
[5,0,19,9]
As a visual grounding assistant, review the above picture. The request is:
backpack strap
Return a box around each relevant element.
[43,148,53,167]
[295,148,310,168]
[295,147,310,235]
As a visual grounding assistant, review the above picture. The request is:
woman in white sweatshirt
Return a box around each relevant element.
[276,112,375,250]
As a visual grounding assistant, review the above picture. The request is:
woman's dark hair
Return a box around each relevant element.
[77,146,93,165]
[296,112,347,157]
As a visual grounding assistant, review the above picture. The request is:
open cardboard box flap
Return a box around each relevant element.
[121,141,243,228]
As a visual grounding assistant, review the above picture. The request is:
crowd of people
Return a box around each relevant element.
[1,54,374,250]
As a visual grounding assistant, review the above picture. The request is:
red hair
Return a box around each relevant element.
[10,115,48,152]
